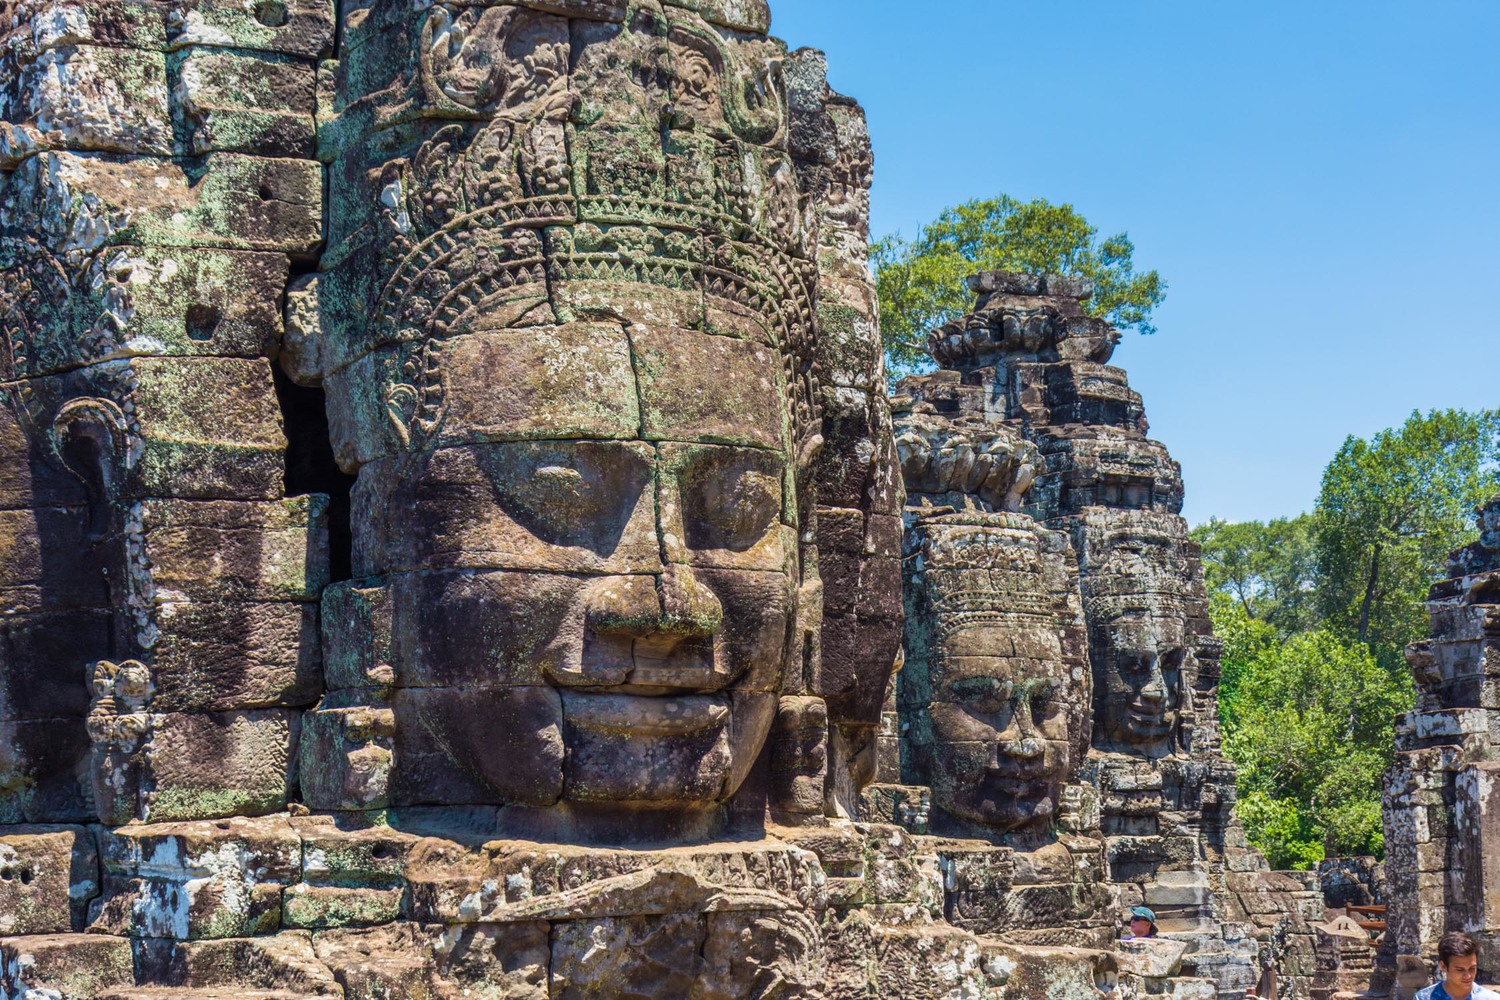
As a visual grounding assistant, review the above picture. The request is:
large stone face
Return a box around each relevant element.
[279,0,901,839]
[0,2,1328,997]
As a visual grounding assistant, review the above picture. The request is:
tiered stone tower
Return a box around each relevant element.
[1381,496,1500,997]
[886,273,1324,997]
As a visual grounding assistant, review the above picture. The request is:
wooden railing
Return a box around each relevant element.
[1346,903,1387,944]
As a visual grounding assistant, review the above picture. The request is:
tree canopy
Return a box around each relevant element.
[1193,514,1320,634]
[1198,407,1500,867]
[1216,606,1410,868]
[1314,408,1500,672]
[872,196,1167,373]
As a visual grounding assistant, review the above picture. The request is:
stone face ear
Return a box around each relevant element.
[384,383,420,449]
[49,396,130,537]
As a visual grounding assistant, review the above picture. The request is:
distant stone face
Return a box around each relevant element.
[905,511,1089,835]
[1075,513,1195,757]
[890,273,1323,993]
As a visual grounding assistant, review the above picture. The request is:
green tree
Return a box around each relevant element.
[872,196,1166,373]
[1213,613,1413,868]
[1315,408,1500,672]
[1207,592,1279,732]
[1192,514,1321,634]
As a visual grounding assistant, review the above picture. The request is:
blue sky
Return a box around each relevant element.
[769,0,1500,525]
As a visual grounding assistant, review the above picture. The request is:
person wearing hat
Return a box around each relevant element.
[1124,906,1158,939]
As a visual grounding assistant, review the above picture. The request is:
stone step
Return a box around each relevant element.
[98,991,334,1000]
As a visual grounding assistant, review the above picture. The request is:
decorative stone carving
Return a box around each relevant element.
[893,273,1322,994]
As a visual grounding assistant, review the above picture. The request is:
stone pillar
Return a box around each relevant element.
[0,0,332,827]
[1383,497,1500,992]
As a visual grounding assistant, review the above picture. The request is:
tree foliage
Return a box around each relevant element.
[1314,408,1500,672]
[1192,515,1320,634]
[1213,600,1412,869]
[1201,409,1499,866]
[872,196,1167,373]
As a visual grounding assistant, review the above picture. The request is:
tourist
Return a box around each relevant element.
[1123,906,1158,939]
[1417,932,1500,1000]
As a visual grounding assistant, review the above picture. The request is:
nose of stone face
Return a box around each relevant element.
[584,568,724,642]
[577,569,725,692]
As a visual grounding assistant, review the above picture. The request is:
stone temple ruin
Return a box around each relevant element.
[0,1,1481,998]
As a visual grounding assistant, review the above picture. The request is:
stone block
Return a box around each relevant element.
[137,496,330,604]
[0,717,92,824]
[175,47,317,157]
[320,581,394,691]
[95,815,298,938]
[129,357,288,499]
[127,710,299,822]
[0,151,323,255]
[2,1,169,57]
[298,703,395,811]
[814,275,881,391]
[310,924,434,1000]
[167,0,336,59]
[0,932,134,999]
[159,933,341,993]
[431,921,549,999]
[16,357,287,500]
[0,505,115,612]
[2,44,173,155]
[0,824,98,934]
[151,601,322,712]
[93,872,283,939]
[551,911,705,998]
[283,883,403,929]
[390,686,564,808]
[76,247,289,366]
[0,608,111,720]
[630,327,785,451]
[819,613,903,724]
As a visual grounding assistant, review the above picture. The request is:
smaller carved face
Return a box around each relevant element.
[1094,611,1184,751]
[428,8,568,112]
[927,624,1073,832]
[669,40,721,120]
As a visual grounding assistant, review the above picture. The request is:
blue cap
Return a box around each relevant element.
[1130,906,1157,923]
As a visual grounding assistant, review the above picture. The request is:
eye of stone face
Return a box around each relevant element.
[1159,648,1186,675]
[947,676,1013,715]
[1026,680,1058,720]
[680,449,783,552]
[480,442,652,551]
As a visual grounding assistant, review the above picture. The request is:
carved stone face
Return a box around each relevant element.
[1092,609,1184,751]
[312,4,837,831]
[909,515,1088,835]
[927,626,1073,832]
[358,323,800,817]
